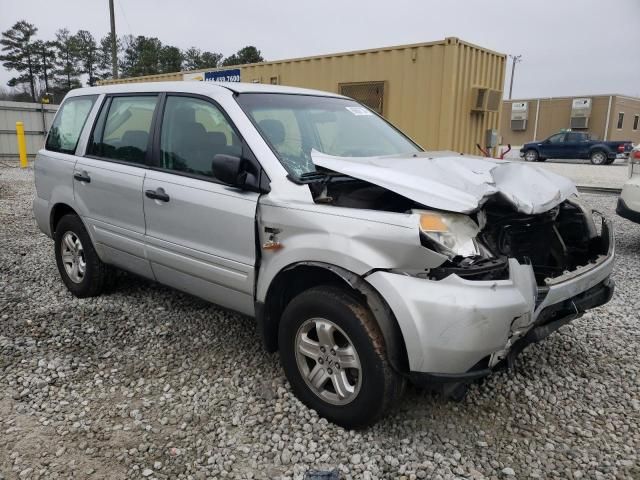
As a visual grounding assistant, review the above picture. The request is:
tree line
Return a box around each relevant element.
[0,20,264,103]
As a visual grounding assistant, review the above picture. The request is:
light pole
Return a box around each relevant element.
[109,0,118,78]
[508,54,522,100]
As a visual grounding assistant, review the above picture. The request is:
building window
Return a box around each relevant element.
[617,112,624,129]
[634,115,639,131]
[339,82,385,115]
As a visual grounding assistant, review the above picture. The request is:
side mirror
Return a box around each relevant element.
[212,154,245,187]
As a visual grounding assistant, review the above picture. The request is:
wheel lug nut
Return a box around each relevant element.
[327,368,333,375]
[318,358,324,364]
[335,363,340,369]
[320,346,326,353]
[330,349,336,355]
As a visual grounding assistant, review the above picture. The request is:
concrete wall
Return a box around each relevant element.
[0,101,58,161]
[100,38,506,155]
[501,95,640,146]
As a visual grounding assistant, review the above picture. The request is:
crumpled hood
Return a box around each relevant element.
[312,151,578,214]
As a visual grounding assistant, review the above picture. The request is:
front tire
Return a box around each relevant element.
[524,149,539,162]
[590,150,608,165]
[278,286,403,429]
[54,214,111,298]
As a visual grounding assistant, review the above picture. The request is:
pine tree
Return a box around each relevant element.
[33,40,56,93]
[75,30,100,86]
[98,32,120,79]
[53,28,81,92]
[222,46,263,67]
[0,20,39,101]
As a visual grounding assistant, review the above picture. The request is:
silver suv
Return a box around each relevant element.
[34,82,615,428]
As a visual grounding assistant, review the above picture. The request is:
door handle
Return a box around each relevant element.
[73,172,91,183]
[145,189,170,202]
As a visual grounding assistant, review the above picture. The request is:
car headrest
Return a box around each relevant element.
[207,131,227,146]
[258,119,285,145]
[172,106,196,125]
[121,130,148,150]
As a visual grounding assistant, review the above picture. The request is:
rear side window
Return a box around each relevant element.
[159,95,242,178]
[567,132,587,142]
[45,95,97,154]
[89,95,158,164]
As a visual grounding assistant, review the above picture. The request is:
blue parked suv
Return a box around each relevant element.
[521,132,632,165]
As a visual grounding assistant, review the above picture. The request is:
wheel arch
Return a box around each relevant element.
[524,148,540,159]
[589,145,610,156]
[257,261,409,373]
[50,203,79,235]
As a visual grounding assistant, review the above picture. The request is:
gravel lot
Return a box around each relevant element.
[503,150,629,190]
[1,166,639,480]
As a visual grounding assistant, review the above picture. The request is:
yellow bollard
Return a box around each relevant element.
[16,121,28,168]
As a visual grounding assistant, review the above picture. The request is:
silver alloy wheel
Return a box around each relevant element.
[591,151,607,165]
[524,150,537,162]
[60,231,86,283]
[295,318,362,406]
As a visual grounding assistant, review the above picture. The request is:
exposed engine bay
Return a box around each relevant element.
[308,177,608,287]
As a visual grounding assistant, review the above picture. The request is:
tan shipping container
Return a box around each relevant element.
[100,37,506,155]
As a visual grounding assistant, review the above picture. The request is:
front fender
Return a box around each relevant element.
[255,201,446,303]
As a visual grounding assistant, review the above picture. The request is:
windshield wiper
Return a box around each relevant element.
[288,170,354,185]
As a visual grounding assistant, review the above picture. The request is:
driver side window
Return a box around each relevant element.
[160,96,242,178]
[548,133,566,144]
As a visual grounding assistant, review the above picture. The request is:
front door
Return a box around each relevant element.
[143,94,259,315]
[541,132,568,159]
[74,94,159,279]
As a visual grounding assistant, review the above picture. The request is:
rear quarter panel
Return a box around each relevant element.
[33,149,78,237]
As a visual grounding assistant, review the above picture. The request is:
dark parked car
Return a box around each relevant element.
[521,132,632,165]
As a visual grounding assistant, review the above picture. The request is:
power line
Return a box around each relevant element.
[116,0,134,37]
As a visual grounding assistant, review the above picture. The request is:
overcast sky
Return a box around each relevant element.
[1,0,639,98]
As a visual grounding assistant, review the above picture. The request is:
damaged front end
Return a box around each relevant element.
[424,197,611,288]
[305,152,615,387]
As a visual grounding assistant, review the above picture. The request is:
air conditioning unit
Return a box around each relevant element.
[510,102,528,131]
[471,87,502,112]
[511,119,527,131]
[570,116,589,129]
[471,87,488,112]
[570,97,592,130]
[486,89,502,112]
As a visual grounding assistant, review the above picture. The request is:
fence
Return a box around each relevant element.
[0,101,58,162]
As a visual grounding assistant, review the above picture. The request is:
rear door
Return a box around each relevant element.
[74,94,160,279]
[35,95,99,235]
[142,94,259,315]
[563,132,589,159]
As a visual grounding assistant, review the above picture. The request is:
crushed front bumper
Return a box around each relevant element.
[366,216,615,382]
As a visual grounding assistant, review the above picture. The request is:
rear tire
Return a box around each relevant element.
[54,214,112,298]
[278,285,403,429]
[523,149,539,162]
[590,150,608,165]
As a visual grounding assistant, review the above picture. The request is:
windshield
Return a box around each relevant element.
[235,93,422,178]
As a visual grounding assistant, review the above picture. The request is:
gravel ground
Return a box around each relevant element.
[504,154,629,190]
[1,166,639,480]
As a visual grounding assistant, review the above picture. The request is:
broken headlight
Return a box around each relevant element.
[415,210,482,258]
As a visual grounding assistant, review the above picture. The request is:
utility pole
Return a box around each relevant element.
[109,0,118,78]
[508,54,522,100]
